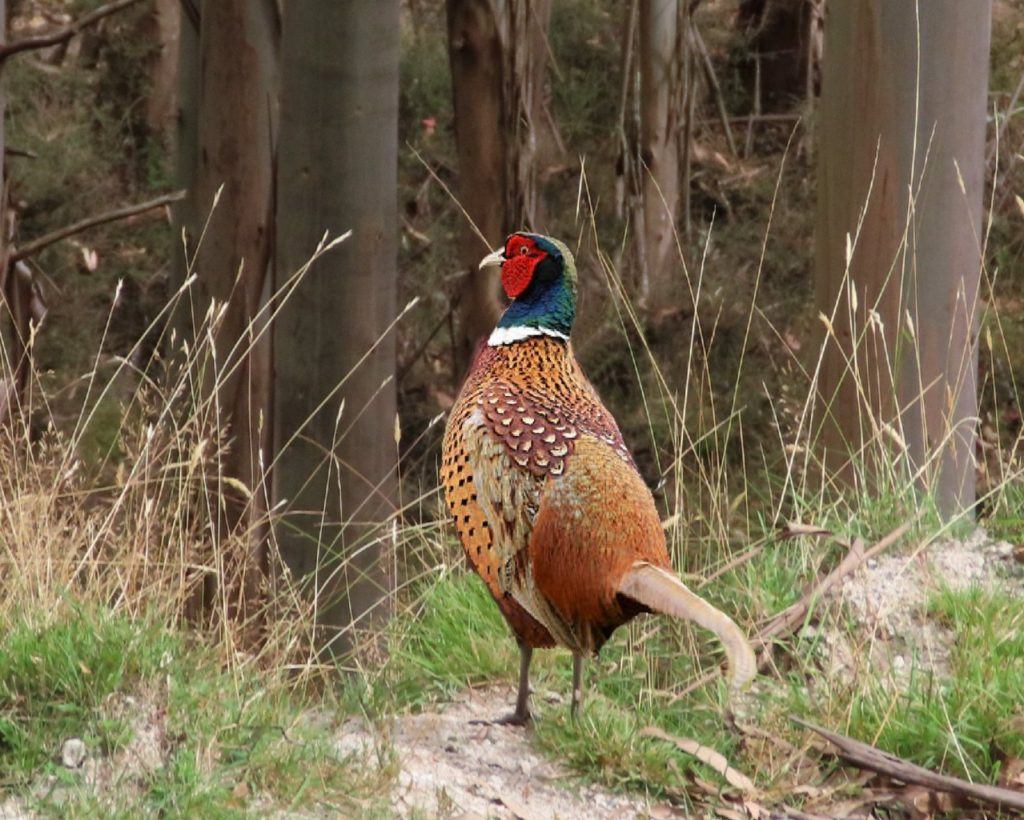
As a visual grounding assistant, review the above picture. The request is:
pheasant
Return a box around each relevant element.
[440,232,756,724]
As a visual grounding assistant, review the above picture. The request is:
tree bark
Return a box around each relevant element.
[185,0,279,616]
[637,0,682,309]
[446,0,553,374]
[142,0,180,139]
[170,0,198,342]
[814,1,991,517]
[446,0,505,369]
[0,0,17,427]
[504,0,554,232]
[273,0,400,655]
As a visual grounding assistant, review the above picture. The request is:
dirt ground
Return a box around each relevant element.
[331,690,663,819]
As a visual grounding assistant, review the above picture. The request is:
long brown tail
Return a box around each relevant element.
[617,562,757,691]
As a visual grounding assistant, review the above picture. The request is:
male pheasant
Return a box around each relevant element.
[441,232,756,723]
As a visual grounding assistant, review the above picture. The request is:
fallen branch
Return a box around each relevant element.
[672,519,913,701]
[0,0,142,64]
[791,717,1024,814]
[12,190,185,263]
[757,520,912,645]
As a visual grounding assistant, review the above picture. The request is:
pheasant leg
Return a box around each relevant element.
[478,644,533,726]
[571,652,585,718]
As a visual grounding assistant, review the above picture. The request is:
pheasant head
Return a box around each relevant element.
[479,233,577,346]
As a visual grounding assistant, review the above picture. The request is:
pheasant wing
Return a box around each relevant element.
[461,381,582,649]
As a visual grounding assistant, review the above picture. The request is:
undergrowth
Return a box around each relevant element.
[0,607,389,816]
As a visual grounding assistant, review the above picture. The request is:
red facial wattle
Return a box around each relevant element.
[501,237,544,299]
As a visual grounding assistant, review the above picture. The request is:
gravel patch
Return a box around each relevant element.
[809,528,1023,683]
[333,688,660,819]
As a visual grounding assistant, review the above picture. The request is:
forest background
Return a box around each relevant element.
[2,0,1024,816]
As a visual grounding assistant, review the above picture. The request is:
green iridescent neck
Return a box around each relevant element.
[496,275,576,339]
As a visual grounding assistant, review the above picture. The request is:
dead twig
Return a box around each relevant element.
[988,69,1024,170]
[0,0,143,63]
[791,716,1024,814]
[12,190,184,263]
[689,21,737,156]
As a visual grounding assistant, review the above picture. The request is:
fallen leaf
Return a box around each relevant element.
[640,726,757,795]
[897,784,954,818]
[999,757,1024,791]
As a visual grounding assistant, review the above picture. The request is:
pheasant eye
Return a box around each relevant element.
[519,245,529,256]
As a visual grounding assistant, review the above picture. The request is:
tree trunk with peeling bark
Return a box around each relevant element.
[273,0,400,655]
[814,0,991,517]
[446,0,554,374]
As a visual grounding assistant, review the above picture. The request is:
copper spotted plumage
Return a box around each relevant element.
[441,233,756,724]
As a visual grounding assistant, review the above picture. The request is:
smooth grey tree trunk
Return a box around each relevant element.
[181,0,279,621]
[815,1,991,517]
[274,0,400,654]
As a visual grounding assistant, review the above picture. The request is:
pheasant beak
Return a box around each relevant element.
[478,248,505,269]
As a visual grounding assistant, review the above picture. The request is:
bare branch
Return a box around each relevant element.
[12,190,185,263]
[0,0,143,64]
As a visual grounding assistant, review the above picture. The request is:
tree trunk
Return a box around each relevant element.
[814,1,991,517]
[446,0,553,374]
[736,0,821,110]
[0,0,17,427]
[142,0,181,139]
[186,0,279,617]
[273,0,400,655]
[505,0,554,231]
[637,0,682,309]
[446,0,505,370]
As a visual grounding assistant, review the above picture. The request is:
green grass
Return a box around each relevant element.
[984,479,1024,543]
[0,607,173,783]
[845,586,1024,783]
[0,606,389,815]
